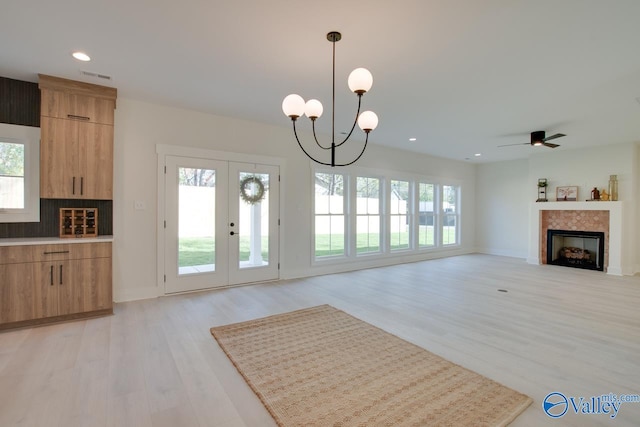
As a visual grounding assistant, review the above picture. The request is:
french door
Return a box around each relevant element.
[164,156,279,294]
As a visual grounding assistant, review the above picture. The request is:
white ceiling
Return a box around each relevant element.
[2,0,640,163]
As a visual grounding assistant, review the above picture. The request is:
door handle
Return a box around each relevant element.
[72,177,76,195]
[230,222,235,227]
[59,265,63,285]
[230,231,235,236]
[50,265,54,286]
[80,177,84,195]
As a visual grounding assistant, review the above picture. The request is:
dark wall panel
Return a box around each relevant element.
[0,76,40,127]
[0,199,113,238]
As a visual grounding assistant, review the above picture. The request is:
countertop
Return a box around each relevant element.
[0,235,114,247]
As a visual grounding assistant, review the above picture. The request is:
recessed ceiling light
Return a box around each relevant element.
[474,153,482,157]
[409,137,417,142]
[72,51,91,62]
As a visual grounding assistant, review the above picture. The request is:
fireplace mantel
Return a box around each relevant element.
[528,201,624,275]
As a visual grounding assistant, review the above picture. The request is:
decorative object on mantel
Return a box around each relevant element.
[600,189,609,201]
[282,31,378,167]
[608,175,618,201]
[536,178,548,202]
[556,186,578,201]
[590,187,600,201]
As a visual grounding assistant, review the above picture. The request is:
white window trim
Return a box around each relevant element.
[312,165,463,265]
[0,124,40,223]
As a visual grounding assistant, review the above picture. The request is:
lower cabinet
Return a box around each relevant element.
[0,242,112,328]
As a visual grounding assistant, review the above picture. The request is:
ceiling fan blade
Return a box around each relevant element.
[543,133,566,142]
[497,143,529,148]
[542,142,560,148]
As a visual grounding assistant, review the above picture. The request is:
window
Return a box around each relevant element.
[418,182,436,247]
[0,124,40,223]
[312,168,461,262]
[356,176,381,254]
[442,185,459,245]
[390,180,410,251]
[314,172,345,257]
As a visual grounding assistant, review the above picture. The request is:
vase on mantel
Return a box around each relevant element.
[608,175,618,201]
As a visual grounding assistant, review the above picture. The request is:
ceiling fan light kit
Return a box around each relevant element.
[282,31,378,167]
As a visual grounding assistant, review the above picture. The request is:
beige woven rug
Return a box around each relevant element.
[210,305,532,426]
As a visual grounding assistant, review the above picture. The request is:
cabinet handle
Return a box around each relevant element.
[73,176,76,195]
[80,177,84,195]
[50,265,54,286]
[59,265,63,285]
[67,114,90,121]
[43,250,70,255]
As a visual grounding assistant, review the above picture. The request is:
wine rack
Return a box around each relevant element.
[59,208,98,238]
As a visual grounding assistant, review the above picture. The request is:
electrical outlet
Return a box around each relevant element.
[134,200,146,210]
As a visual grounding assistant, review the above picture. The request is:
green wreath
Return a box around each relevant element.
[239,175,266,205]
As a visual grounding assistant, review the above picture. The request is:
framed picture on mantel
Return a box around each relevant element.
[556,186,578,201]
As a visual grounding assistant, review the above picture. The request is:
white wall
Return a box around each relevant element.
[475,159,529,258]
[476,143,639,273]
[112,98,477,301]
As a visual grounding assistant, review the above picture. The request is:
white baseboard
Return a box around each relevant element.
[114,286,160,303]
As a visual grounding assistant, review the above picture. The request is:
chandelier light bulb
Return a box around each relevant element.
[348,68,373,94]
[357,111,378,132]
[282,94,306,118]
[304,99,324,119]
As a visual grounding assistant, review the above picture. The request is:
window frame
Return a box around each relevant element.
[441,184,461,246]
[0,124,40,223]
[354,175,383,256]
[313,170,348,260]
[312,166,462,264]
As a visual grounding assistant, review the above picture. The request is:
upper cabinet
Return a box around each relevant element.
[38,74,117,200]
[41,89,115,125]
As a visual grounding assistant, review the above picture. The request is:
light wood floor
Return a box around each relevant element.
[1,254,639,426]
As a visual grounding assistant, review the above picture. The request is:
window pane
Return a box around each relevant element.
[315,172,345,258]
[442,185,458,245]
[356,215,380,254]
[315,215,345,257]
[443,215,457,245]
[419,183,435,247]
[178,167,216,274]
[0,142,25,209]
[356,176,381,254]
[443,185,457,213]
[356,176,379,214]
[238,172,269,268]
[390,180,410,250]
[390,180,409,214]
[315,172,344,214]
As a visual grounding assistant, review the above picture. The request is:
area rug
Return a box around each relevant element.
[210,305,532,426]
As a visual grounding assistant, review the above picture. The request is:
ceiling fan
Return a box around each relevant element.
[498,130,566,149]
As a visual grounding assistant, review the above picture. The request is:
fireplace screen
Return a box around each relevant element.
[547,229,605,271]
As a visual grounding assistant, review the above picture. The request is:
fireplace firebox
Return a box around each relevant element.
[546,229,605,271]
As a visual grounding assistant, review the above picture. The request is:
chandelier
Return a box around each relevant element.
[282,31,378,167]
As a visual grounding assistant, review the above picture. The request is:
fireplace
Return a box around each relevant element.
[547,229,605,271]
[529,202,625,275]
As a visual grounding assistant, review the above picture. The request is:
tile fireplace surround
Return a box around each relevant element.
[528,201,624,275]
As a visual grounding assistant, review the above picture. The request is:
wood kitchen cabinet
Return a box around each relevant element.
[38,74,116,200]
[40,116,113,199]
[0,242,112,329]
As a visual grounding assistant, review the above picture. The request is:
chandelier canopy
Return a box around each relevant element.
[282,31,378,167]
